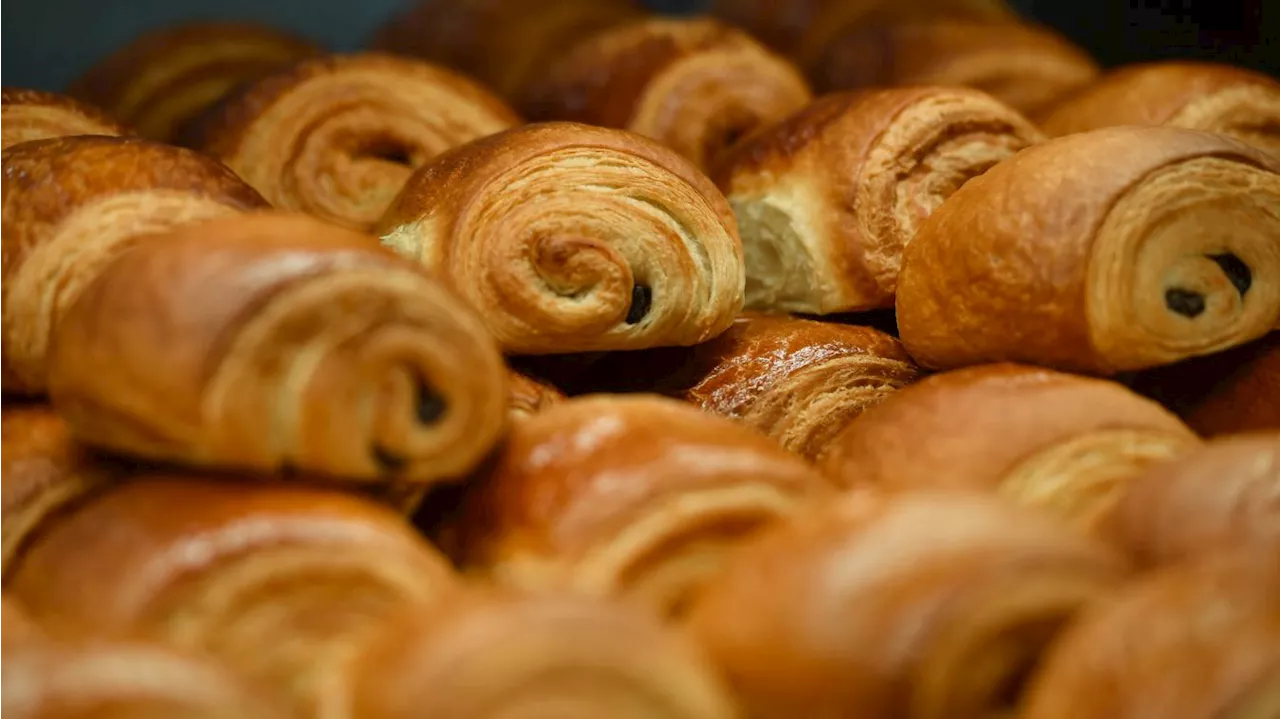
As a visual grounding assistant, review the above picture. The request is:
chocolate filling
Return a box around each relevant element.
[1209,252,1252,297]
[416,378,448,424]
[626,284,652,324]
[1166,288,1207,318]
[359,138,415,166]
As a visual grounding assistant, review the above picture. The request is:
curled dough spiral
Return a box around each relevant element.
[46,213,508,485]
[0,88,128,150]
[200,53,519,231]
[1023,552,1280,719]
[68,21,322,143]
[336,589,736,719]
[821,364,1200,531]
[9,478,458,715]
[1041,61,1280,156]
[714,87,1043,313]
[1,136,267,396]
[377,122,745,353]
[687,490,1129,719]
[897,126,1280,374]
[521,17,812,170]
[442,395,831,616]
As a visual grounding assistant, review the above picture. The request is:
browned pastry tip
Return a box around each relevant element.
[687,490,1129,718]
[814,18,1099,116]
[1023,551,1280,719]
[45,212,507,485]
[199,52,519,231]
[372,0,644,99]
[897,126,1280,375]
[10,477,457,715]
[714,87,1044,314]
[2,640,291,719]
[821,363,1200,531]
[68,21,322,143]
[0,88,129,150]
[335,588,735,719]
[1103,433,1280,569]
[520,16,812,170]
[376,122,745,354]
[506,369,565,419]
[1040,61,1280,156]
[1,135,267,397]
[442,394,832,616]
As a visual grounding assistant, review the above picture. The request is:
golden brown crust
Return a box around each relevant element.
[376,122,745,354]
[822,364,1200,530]
[687,490,1129,718]
[506,369,565,419]
[1023,552,1280,719]
[1103,433,1280,568]
[521,17,811,170]
[0,88,129,150]
[199,52,519,231]
[442,395,832,615]
[813,18,1099,115]
[372,0,643,98]
[68,21,322,143]
[10,478,457,715]
[714,87,1043,313]
[1040,61,1280,156]
[1,595,45,649]
[896,126,1280,374]
[1,136,267,396]
[336,589,736,719]
[46,213,507,485]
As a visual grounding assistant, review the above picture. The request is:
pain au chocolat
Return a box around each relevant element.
[0,88,128,150]
[897,126,1280,375]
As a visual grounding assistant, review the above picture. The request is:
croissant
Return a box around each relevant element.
[372,0,643,99]
[506,369,564,419]
[68,21,321,143]
[687,490,1129,718]
[0,88,128,151]
[897,126,1280,375]
[441,395,831,615]
[9,477,458,715]
[3,641,290,719]
[1040,61,1280,156]
[1023,552,1280,719]
[335,589,736,719]
[713,87,1044,313]
[2,596,44,649]
[821,363,1200,530]
[1,136,267,396]
[813,18,1099,116]
[1103,433,1280,569]
[199,53,520,231]
[376,122,745,354]
[45,213,507,485]
[519,17,811,170]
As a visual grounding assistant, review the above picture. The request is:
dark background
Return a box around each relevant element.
[3,0,1276,91]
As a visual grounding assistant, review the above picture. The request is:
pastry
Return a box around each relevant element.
[46,213,507,485]
[372,0,643,99]
[2,641,289,718]
[1040,61,1280,156]
[0,88,128,150]
[9,478,458,715]
[822,364,1200,531]
[2,596,44,649]
[520,17,812,170]
[441,395,831,616]
[1,136,267,396]
[335,589,735,719]
[1023,552,1280,719]
[68,21,321,143]
[376,122,745,354]
[687,490,1129,718]
[506,370,564,419]
[199,53,520,231]
[713,87,1044,313]
[1104,433,1280,568]
[897,126,1280,374]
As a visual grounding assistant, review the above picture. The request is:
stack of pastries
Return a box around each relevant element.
[3,2,1278,717]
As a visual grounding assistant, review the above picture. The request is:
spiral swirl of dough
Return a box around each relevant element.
[378,122,744,353]
[201,53,520,231]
